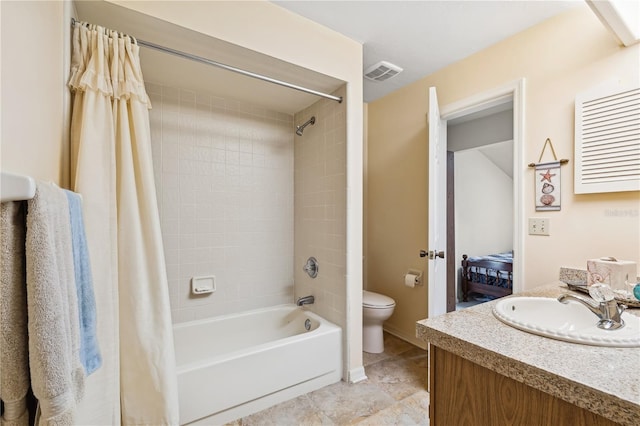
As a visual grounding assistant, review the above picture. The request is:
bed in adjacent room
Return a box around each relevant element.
[461,251,513,302]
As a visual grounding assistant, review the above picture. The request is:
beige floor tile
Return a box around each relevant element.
[241,394,334,426]
[398,347,428,369]
[364,357,428,401]
[363,349,393,366]
[306,380,396,425]
[236,333,430,425]
[382,333,415,356]
[364,333,421,367]
[350,391,431,425]
[401,390,430,417]
[355,398,430,426]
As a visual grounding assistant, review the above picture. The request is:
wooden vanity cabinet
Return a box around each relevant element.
[429,345,619,426]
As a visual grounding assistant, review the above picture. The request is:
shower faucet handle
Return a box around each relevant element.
[303,257,319,278]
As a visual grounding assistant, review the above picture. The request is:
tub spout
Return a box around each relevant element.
[296,295,315,306]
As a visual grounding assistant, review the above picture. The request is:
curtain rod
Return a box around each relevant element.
[70,18,343,104]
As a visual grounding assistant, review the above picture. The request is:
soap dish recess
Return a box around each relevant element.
[192,276,215,295]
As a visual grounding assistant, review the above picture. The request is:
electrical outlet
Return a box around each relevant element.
[528,218,550,236]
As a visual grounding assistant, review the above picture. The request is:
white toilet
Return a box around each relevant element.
[362,290,396,353]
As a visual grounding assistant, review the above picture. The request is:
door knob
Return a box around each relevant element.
[429,250,445,259]
[419,250,444,259]
[433,250,445,259]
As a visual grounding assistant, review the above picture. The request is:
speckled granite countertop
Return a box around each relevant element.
[416,282,640,426]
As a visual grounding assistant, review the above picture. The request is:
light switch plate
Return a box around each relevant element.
[528,218,550,236]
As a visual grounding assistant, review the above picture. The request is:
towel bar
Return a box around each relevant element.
[1,171,36,202]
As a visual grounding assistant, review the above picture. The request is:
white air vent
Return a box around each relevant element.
[575,83,640,194]
[364,61,403,82]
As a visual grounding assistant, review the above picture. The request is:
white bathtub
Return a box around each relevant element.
[173,305,342,425]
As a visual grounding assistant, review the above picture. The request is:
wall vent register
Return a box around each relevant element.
[574,82,640,194]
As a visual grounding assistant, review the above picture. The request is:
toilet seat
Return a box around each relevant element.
[363,290,395,309]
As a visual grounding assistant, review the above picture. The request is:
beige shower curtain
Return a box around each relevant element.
[68,22,179,425]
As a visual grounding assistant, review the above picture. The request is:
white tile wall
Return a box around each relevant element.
[294,86,348,329]
[147,82,295,323]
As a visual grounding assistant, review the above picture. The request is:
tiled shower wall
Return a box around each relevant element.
[294,86,347,329]
[146,82,295,323]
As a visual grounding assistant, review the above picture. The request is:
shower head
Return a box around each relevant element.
[295,116,316,136]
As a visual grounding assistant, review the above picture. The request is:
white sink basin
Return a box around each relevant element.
[492,297,640,347]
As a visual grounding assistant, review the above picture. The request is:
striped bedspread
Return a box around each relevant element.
[466,251,513,264]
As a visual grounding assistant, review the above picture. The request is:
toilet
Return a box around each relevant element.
[362,290,396,353]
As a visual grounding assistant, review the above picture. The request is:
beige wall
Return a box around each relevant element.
[366,83,429,347]
[367,4,640,342]
[1,0,72,186]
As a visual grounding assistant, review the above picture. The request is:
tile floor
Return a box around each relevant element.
[229,333,429,426]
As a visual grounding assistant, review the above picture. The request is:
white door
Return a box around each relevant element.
[427,86,447,317]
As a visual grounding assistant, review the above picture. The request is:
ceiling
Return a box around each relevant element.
[272,0,582,102]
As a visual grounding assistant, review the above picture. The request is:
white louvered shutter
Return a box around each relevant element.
[575,83,640,194]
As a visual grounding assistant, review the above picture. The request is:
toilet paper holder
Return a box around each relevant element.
[406,269,423,286]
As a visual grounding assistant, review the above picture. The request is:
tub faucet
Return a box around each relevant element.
[558,284,626,330]
[296,295,315,306]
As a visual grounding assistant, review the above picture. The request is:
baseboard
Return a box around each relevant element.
[383,324,427,350]
[347,366,368,384]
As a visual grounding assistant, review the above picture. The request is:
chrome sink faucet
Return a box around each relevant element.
[558,283,626,330]
[296,295,315,306]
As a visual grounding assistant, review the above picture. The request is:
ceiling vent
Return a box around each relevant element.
[364,61,403,82]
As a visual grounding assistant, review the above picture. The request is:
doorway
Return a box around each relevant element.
[448,103,514,310]
[428,79,525,315]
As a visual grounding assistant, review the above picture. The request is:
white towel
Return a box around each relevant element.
[26,182,85,425]
[0,201,29,426]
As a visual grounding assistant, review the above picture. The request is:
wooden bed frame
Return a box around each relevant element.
[461,254,513,302]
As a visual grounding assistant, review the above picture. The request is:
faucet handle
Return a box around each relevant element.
[588,283,616,303]
[303,257,319,278]
[618,303,628,315]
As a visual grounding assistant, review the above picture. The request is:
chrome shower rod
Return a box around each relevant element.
[70,18,343,103]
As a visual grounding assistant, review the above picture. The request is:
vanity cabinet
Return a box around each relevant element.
[416,283,639,426]
[429,345,618,425]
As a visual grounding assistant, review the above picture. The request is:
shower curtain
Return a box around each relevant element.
[68,22,179,425]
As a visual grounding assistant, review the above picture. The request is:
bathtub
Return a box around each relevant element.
[173,305,342,425]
